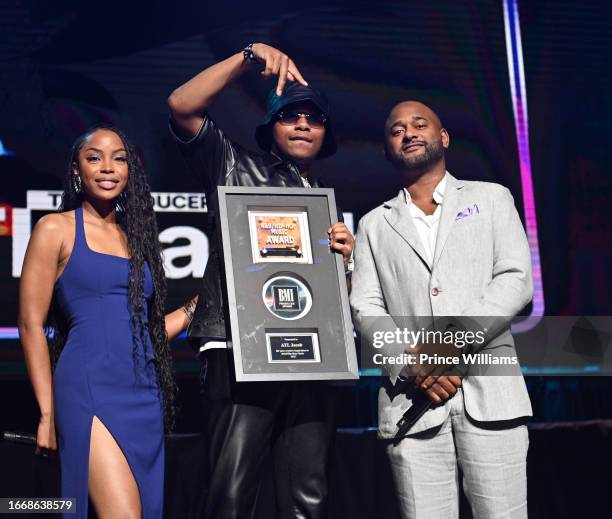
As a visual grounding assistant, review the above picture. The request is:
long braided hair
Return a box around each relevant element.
[47,124,177,431]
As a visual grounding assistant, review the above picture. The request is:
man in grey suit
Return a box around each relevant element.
[350,100,533,518]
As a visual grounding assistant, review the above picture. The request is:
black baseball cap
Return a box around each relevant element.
[255,82,337,159]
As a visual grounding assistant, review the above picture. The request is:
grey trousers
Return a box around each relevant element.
[386,389,529,519]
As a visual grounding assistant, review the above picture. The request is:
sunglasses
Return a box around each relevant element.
[275,110,327,128]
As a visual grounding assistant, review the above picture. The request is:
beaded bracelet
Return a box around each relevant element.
[181,298,197,322]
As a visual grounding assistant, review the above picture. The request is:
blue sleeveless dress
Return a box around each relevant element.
[52,206,164,518]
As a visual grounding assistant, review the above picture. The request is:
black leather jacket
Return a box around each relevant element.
[172,116,337,350]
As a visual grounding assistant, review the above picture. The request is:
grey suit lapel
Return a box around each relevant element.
[433,173,465,267]
[383,191,431,271]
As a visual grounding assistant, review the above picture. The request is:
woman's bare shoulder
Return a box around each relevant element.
[31,211,75,246]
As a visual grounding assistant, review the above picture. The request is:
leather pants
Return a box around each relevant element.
[199,349,335,519]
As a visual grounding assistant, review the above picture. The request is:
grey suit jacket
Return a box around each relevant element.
[350,173,533,438]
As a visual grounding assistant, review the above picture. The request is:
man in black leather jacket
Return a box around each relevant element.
[168,43,354,519]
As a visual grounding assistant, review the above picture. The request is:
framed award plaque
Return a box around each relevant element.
[248,210,313,264]
[217,186,358,382]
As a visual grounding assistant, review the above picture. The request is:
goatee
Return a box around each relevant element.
[390,139,445,172]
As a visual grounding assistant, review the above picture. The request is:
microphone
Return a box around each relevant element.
[393,390,433,444]
[2,431,37,445]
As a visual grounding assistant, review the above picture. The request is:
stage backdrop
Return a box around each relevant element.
[1,0,611,376]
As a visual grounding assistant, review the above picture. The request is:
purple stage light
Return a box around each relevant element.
[503,0,545,331]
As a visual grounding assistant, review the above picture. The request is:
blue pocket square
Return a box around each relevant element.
[455,203,480,221]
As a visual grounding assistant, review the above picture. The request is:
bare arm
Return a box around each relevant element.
[167,43,307,139]
[18,215,65,452]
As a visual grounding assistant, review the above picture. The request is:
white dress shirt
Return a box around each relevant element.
[403,173,448,267]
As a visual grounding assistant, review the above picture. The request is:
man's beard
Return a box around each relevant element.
[389,139,445,172]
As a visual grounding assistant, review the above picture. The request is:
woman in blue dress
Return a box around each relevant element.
[18,125,195,518]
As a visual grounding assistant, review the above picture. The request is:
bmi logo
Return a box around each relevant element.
[273,286,300,311]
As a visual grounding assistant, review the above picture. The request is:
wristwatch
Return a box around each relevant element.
[243,43,258,63]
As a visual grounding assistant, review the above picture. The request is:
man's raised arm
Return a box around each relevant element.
[167,43,307,140]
